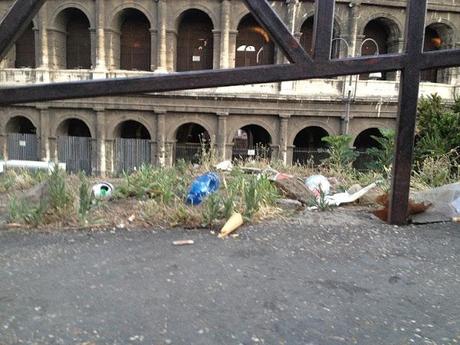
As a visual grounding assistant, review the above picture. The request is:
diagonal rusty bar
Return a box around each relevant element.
[0,55,406,105]
[243,0,311,64]
[389,0,427,224]
[0,0,46,61]
[312,0,335,60]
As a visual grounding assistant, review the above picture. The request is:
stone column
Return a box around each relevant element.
[0,108,6,160]
[281,0,299,64]
[95,0,106,71]
[167,30,177,71]
[94,106,106,176]
[37,5,50,82]
[212,30,221,70]
[216,112,228,160]
[155,0,168,72]
[37,105,50,161]
[348,2,362,57]
[279,113,290,165]
[37,6,49,69]
[150,28,158,71]
[219,0,231,69]
[155,109,166,166]
[228,30,238,68]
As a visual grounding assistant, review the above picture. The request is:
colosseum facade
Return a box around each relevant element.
[0,0,459,174]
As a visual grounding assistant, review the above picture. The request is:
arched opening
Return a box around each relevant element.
[232,124,272,161]
[119,9,151,71]
[54,8,91,69]
[57,118,92,174]
[57,118,91,137]
[15,23,35,68]
[6,116,38,161]
[293,126,329,165]
[422,24,453,83]
[300,17,342,59]
[114,120,152,173]
[175,123,210,163]
[353,128,383,170]
[114,120,151,139]
[360,18,399,80]
[176,9,214,71]
[235,14,274,67]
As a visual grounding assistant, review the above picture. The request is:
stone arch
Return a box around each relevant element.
[235,14,275,67]
[350,122,393,140]
[174,122,210,142]
[288,120,336,145]
[176,9,214,71]
[109,4,153,29]
[422,21,455,83]
[425,18,457,46]
[167,118,214,142]
[227,119,275,144]
[299,15,343,57]
[173,122,212,163]
[56,118,92,137]
[292,126,330,149]
[14,22,36,68]
[231,123,273,160]
[5,116,37,134]
[173,5,218,30]
[359,13,403,43]
[52,7,92,69]
[232,9,250,32]
[292,126,330,165]
[4,115,39,161]
[113,120,152,139]
[51,2,95,30]
[353,128,384,150]
[109,117,154,140]
[3,114,38,134]
[110,7,152,71]
[54,115,94,138]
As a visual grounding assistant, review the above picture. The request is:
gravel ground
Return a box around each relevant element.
[0,208,459,345]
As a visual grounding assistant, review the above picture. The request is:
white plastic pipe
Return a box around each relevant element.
[0,160,66,174]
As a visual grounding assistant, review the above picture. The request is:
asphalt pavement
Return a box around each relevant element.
[0,209,459,345]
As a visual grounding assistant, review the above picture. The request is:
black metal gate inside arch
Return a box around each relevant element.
[1,0,460,224]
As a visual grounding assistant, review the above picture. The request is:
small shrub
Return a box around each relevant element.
[416,94,460,161]
[243,175,278,219]
[322,135,358,173]
[0,169,46,193]
[413,151,460,188]
[365,129,395,174]
[117,165,189,204]
[202,193,222,227]
[48,167,72,211]
[8,198,45,226]
[310,187,333,212]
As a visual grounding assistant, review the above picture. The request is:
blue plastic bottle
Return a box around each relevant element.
[186,172,220,205]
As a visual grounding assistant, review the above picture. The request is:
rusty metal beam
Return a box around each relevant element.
[243,0,311,64]
[389,0,427,224]
[0,0,46,61]
[312,0,335,60]
[0,55,406,104]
